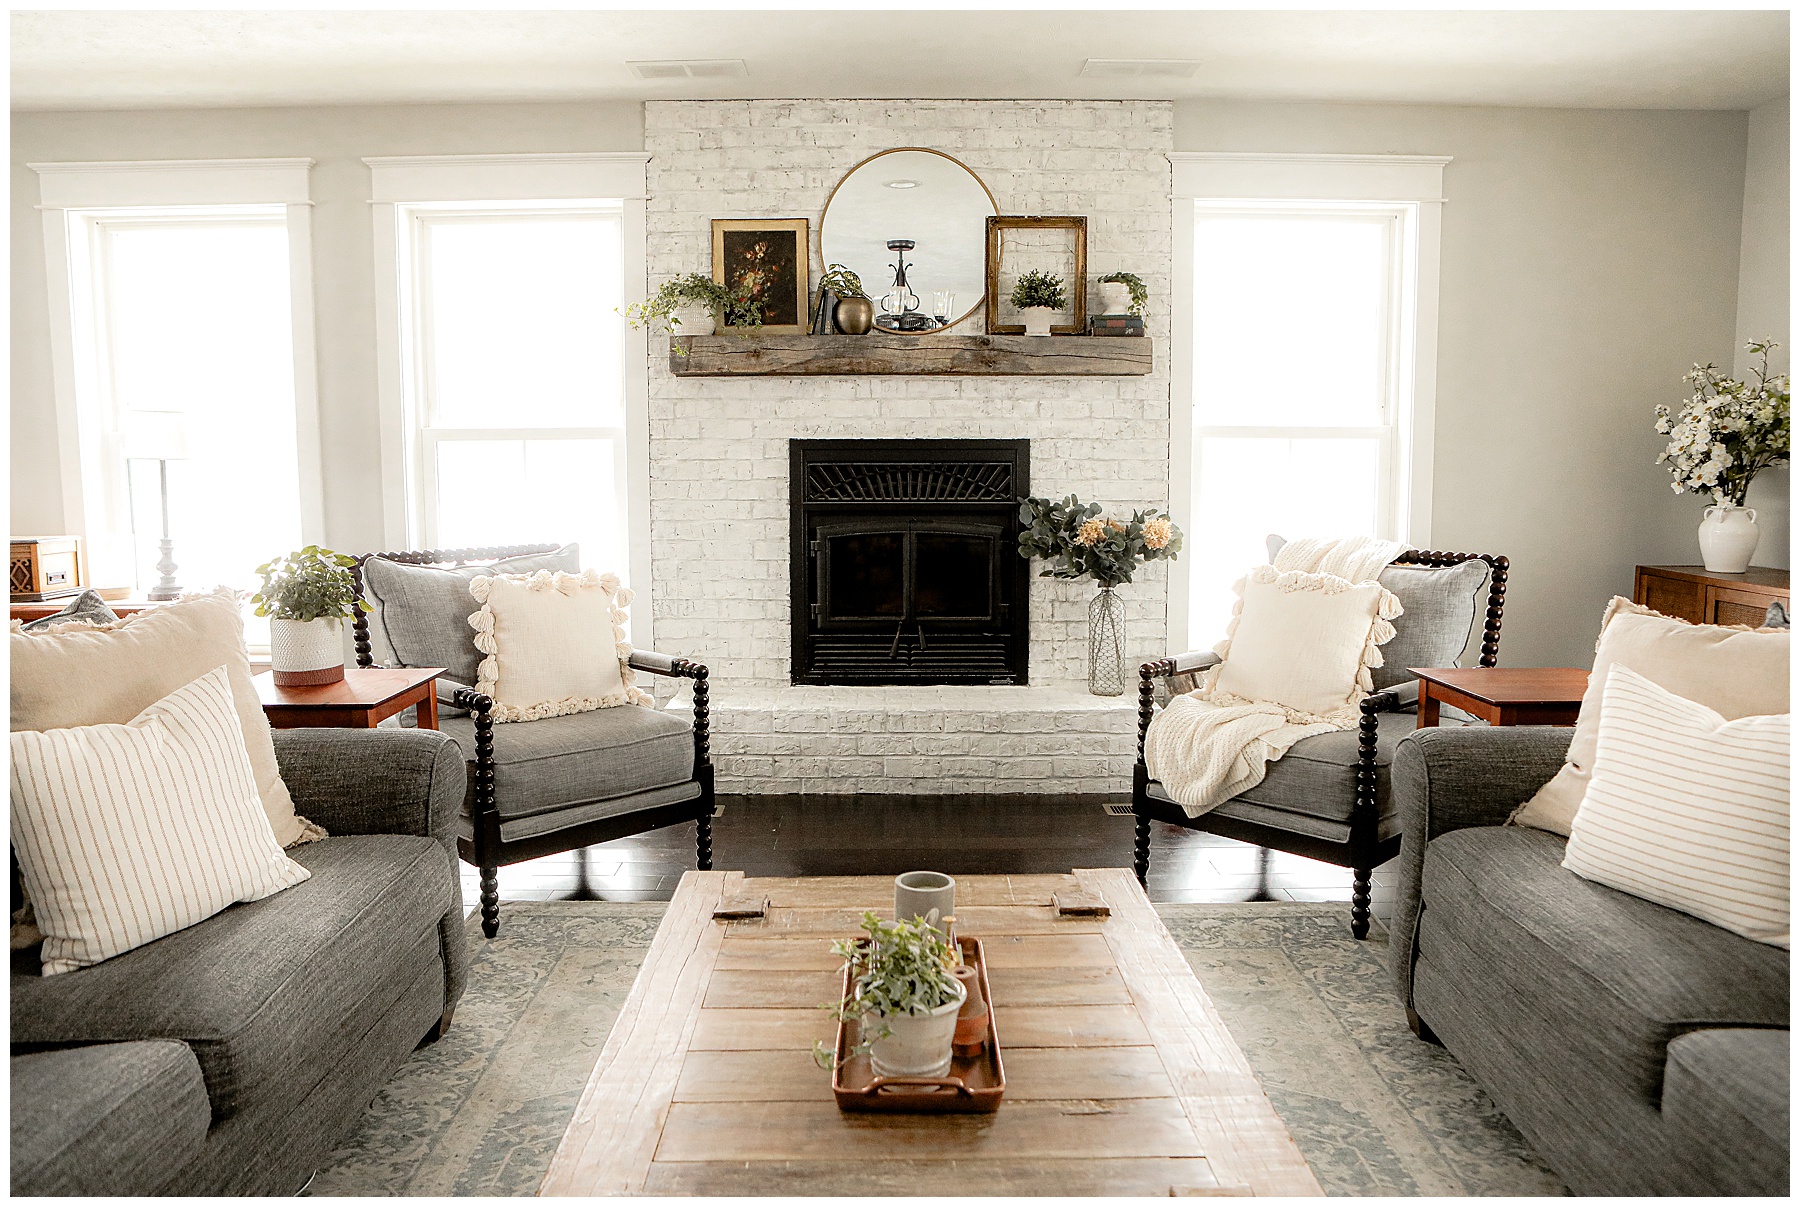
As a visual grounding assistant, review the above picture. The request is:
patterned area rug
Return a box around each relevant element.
[307,900,1565,1197]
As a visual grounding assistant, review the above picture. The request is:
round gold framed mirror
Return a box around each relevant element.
[819,148,998,334]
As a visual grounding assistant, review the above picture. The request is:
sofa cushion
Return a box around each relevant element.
[11,1041,209,1195]
[10,835,453,1122]
[439,704,694,820]
[1419,824,1789,1102]
[1663,1028,1789,1195]
[361,545,579,690]
[1147,709,1416,841]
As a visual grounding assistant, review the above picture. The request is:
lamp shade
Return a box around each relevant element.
[122,409,191,461]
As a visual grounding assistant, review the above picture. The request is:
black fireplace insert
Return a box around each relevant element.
[790,439,1030,685]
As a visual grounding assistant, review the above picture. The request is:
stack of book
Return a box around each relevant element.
[1087,313,1145,337]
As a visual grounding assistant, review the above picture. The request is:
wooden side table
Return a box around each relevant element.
[254,666,444,730]
[1411,667,1589,729]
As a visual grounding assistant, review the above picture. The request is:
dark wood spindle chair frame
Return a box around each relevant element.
[351,544,714,938]
[1133,550,1508,939]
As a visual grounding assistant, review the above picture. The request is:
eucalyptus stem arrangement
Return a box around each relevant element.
[1016,495,1183,588]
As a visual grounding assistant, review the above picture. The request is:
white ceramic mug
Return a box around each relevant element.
[894,870,955,926]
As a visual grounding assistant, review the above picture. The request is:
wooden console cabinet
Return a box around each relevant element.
[1634,564,1789,627]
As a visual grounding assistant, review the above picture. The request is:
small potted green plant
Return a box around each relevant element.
[818,263,873,334]
[252,545,364,686]
[1096,271,1148,317]
[813,910,966,1078]
[1009,269,1067,337]
[621,273,761,338]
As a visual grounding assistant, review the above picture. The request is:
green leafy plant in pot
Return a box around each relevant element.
[620,273,762,342]
[817,263,874,335]
[252,545,364,686]
[1096,271,1148,317]
[813,910,966,1078]
[1010,269,1067,337]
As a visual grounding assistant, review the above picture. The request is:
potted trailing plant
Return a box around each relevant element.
[621,273,761,338]
[817,262,873,335]
[251,545,364,686]
[1017,495,1184,695]
[813,910,967,1079]
[1096,271,1148,317]
[1655,338,1791,572]
[1010,269,1067,337]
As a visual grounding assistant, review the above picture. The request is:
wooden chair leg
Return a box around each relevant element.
[1133,813,1151,885]
[1351,866,1372,940]
[479,863,500,939]
[696,811,714,871]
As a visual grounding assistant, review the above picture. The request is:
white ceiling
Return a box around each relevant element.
[9,8,1790,114]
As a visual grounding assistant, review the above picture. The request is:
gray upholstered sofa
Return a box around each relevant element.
[1390,725,1790,1196]
[11,728,468,1196]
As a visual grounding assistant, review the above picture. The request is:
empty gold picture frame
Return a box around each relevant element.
[984,215,1088,336]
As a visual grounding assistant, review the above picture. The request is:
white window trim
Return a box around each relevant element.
[31,158,324,578]
[1166,151,1449,654]
[365,152,653,645]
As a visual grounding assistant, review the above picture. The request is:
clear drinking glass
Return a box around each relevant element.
[932,290,955,324]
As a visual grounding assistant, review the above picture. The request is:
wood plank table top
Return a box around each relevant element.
[540,869,1321,1198]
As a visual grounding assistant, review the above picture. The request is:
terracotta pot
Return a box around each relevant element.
[834,295,874,335]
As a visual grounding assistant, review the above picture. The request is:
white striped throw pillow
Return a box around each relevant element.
[10,666,311,975]
[1564,664,1789,948]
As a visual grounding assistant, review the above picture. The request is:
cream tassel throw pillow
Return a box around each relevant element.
[468,569,652,723]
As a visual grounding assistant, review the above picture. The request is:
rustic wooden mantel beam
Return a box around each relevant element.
[669,333,1153,377]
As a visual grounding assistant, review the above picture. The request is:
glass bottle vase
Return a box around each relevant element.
[1088,585,1127,697]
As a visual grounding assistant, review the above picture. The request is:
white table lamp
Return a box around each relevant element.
[122,409,191,600]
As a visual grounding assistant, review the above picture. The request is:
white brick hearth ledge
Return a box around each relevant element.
[669,686,1138,796]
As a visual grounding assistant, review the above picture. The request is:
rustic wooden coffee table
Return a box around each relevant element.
[540,868,1320,1197]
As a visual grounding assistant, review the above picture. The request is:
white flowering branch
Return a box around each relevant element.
[1655,339,1791,506]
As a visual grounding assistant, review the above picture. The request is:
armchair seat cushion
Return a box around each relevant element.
[1146,710,1418,840]
[1418,825,1789,1103]
[10,835,454,1124]
[439,704,695,821]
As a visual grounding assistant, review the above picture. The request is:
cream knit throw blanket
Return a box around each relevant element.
[1143,536,1407,818]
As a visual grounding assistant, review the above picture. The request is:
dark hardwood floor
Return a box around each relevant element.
[459,795,1399,921]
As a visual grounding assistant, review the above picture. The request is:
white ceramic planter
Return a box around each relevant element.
[671,304,715,336]
[1096,281,1134,316]
[270,617,345,686]
[1021,309,1056,337]
[867,979,967,1079]
[1698,504,1761,573]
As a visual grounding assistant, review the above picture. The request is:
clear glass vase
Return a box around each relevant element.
[1088,585,1126,696]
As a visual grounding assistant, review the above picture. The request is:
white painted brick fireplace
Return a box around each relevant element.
[645,99,1174,794]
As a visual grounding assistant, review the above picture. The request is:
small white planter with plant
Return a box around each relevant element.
[252,545,365,686]
[621,273,762,344]
[1655,338,1791,573]
[816,911,967,1079]
[1010,270,1066,338]
[1096,271,1147,318]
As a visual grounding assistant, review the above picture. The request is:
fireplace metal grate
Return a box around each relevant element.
[804,634,1017,684]
[805,461,1016,504]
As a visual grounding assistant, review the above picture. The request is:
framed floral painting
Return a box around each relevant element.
[711,218,810,333]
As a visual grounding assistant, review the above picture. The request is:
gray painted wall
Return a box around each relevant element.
[1176,101,1752,666]
[1735,96,1789,570]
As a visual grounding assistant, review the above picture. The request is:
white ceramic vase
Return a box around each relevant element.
[867,979,967,1079]
[1096,281,1133,315]
[1697,504,1761,573]
[1021,308,1055,337]
[270,617,345,687]
[671,304,715,336]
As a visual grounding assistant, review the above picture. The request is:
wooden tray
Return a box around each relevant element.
[831,935,1005,1113]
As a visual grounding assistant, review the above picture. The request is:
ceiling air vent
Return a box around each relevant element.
[1080,58,1201,79]
[628,59,749,80]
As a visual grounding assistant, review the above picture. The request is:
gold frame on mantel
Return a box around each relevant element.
[711,217,811,334]
[819,146,1000,335]
[985,215,1089,336]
